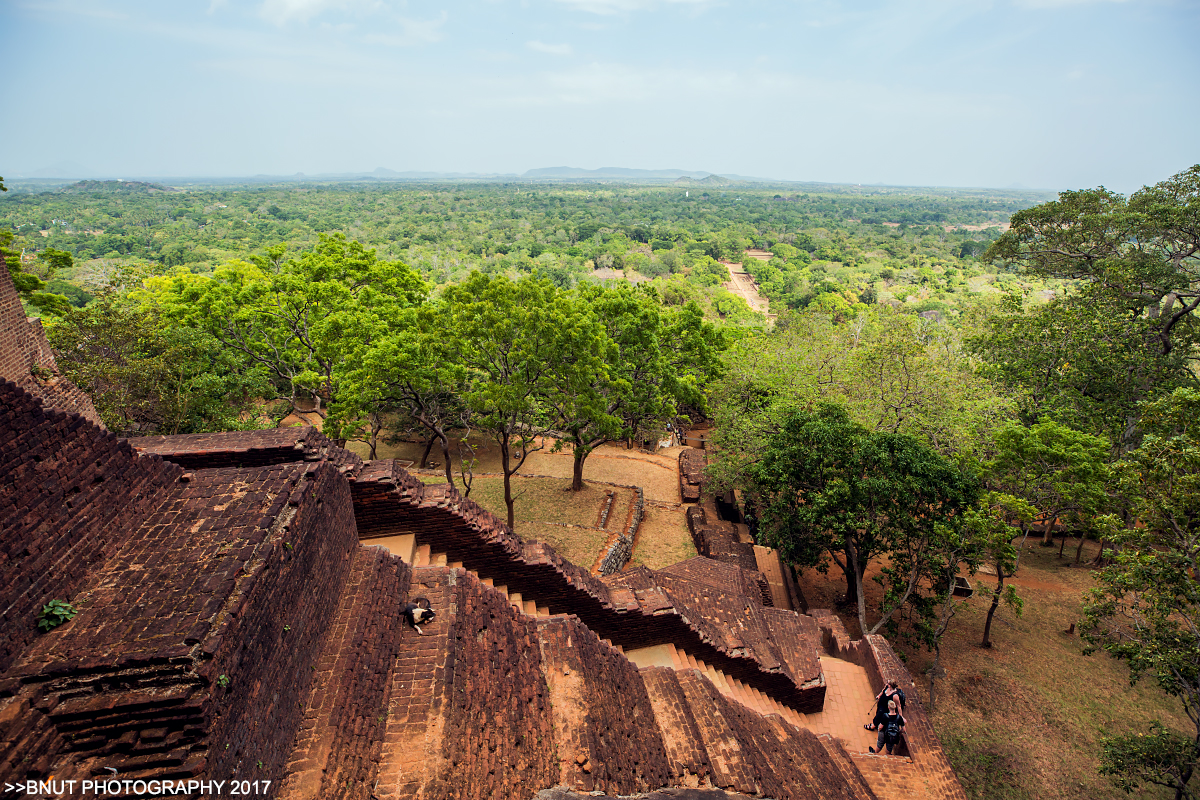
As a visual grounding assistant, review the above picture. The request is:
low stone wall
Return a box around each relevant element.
[598,486,644,575]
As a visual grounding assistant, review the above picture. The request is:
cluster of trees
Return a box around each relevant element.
[44,234,725,528]
[712,165,1200,798]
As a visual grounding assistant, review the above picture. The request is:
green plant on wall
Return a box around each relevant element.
[37,599,77,631]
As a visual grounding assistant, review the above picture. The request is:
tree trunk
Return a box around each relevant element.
[838,546,859,608]
[1058,527,1069,558]
[929,646,940,712]
[440,433,454,487]
[571,450,587,491]
[501,442,516,529]
[420,436,436,470]
[1074,530,1087,563]
[1040,515,1059,546]
[982,572,1003,648]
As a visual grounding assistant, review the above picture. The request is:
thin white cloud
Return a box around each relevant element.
[364,13,448,46]
[527,40,574,55]
[550,0,713,15]
[258,0,384,26]
[1014,0,1128,7]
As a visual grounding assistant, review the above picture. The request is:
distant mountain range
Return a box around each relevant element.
[4,165,1050,194]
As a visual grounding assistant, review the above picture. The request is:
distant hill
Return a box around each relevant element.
[674,174,733,186]
[60,180,176,194]
[522,166,713,181]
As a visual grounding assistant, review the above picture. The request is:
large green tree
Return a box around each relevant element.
[710,308,1009,492]
[744,404,980,635]
[441,273,599,527]
[1081,388,1200,800]
[549,282,724,491]
[983,420,1111,549]
[330,304,470,482]
[981,165,1200,449]
[151,235,425,425]
[45,297,266,435]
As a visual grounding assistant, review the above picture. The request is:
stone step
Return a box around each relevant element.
[413,543,431,566]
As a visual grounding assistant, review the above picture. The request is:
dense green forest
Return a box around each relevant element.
[4,168,1199,796]
[0,179,1054,324]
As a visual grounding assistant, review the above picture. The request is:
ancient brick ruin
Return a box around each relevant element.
[0,266,967,799]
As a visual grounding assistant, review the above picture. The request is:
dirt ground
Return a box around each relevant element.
[799,539,1190,800]
[346,434,694,571]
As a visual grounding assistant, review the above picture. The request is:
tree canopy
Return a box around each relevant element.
[743,403,980,636]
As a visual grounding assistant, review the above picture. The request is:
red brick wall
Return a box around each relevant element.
[204,463,362,792]
[536,615,672,794]
[0,266,102,425]
[281,545,412,800]
[0,382,179,672]
[432,570,559,800]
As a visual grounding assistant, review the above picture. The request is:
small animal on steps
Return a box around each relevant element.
[403,597,436,635]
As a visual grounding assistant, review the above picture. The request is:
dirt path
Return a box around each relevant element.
[720,251,774,319]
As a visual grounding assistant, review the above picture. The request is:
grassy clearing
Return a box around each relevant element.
[631,506,696,570]
[457,475,611,567]
[801,540,1188,800]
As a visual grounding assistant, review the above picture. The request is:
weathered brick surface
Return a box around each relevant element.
[614,563,824,712]
[0,382,179,673]
[0,266,101,425]
[674,671,878,800]
[638,667,714,784]
[133,427,363,472]
[678,449,705,504]
[656,558,772,609]
[686,504,757,574]
[817,734,879,800]
[535,789,759,800]
[536,615,671,794]
[279,546,412,800]
[350,461,822,711]
[375,567,558,800]
[1,459,359,795]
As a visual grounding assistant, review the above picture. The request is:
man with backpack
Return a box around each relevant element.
[869,698,906,755]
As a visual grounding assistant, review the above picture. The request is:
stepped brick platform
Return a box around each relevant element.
[134,428,363,472]
[686,503,758,573]
[0,268,100,427]
[678,449,705,503]
[1,302,970,800]
[343,462,825,714]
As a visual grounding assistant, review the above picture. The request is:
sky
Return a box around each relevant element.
[1,0,1197,192]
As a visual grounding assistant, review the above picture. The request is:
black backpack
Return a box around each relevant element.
[884,715,902,743]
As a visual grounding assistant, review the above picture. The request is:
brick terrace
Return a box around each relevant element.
[0,273,968,800]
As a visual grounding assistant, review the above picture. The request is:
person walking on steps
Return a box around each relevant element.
[870,699,906,755]
[865,679,906,732]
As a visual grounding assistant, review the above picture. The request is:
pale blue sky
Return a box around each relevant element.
[1,0,1196,191]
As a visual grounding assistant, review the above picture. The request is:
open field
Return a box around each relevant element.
[347,434,695,571]
[799,540,1189,800]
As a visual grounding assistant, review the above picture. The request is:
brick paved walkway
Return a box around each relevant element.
[805,656,879,754]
